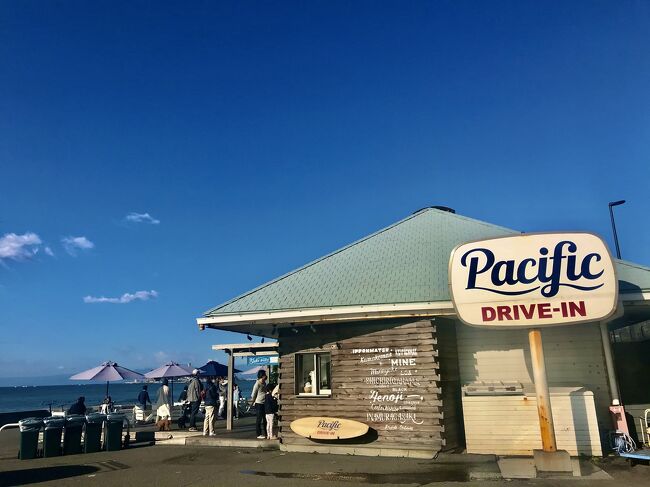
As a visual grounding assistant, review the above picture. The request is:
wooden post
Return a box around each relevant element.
[600,321,620,403]
[226,350,234,431]
[528,328,557,452]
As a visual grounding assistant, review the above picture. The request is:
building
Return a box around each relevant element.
[197,207,650,458]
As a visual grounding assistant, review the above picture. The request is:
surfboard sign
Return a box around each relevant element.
[290,417,369,440]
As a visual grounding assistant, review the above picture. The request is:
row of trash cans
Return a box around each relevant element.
[19,413,126,460]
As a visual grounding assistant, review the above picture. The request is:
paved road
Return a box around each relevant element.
[1,429,650,486]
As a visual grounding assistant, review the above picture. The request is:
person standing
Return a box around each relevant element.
[178,385,188,403]
[232,383,240,420]
[203,378,218,436]
[100,396,113,414]
[187,369,204,432]
[217,378,227,418]
[264,384,279,440]
[155,379,172,431]
[137,385,151,410]
[251,370,267,439]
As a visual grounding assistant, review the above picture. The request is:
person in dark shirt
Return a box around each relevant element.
[137,385,151,410]
[178,385,188,403]
[68,396,87,415]
[203,378,219,436]
[264,384,279,440]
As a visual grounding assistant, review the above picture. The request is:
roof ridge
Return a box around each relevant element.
[203,208,516,316]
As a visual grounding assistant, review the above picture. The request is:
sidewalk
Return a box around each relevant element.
[153,416,280,449]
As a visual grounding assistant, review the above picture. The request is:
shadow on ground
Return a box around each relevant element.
[0,464,100,486]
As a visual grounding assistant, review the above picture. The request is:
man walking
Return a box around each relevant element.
[187,369,204,432]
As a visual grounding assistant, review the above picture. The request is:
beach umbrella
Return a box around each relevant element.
[196,360,241,377]
[70,361,144,396]
[144,362,196,399]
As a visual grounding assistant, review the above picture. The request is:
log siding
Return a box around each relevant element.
[277,319,445,457]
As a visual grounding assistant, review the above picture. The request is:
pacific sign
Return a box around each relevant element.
[449,233,618,327]
[290,417,369,440]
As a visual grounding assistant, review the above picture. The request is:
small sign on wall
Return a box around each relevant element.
[449,232,617,327]
[247,355,278,365]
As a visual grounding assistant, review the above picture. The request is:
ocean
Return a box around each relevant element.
[0,381,256,413]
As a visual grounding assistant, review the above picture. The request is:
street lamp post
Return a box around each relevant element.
[608,200,626,259]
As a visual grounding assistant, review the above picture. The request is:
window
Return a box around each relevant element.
[295,352,331,396]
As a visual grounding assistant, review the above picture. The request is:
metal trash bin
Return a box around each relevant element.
[18,418,43,460]
[42,417,65,457]
[84,413,105,453]
[63,415,86,455]
[105,413,125,451]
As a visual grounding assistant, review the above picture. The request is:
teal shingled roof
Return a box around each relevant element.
[204,208,517,316]
[204,209,650,318]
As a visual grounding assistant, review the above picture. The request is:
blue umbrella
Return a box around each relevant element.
[196,360,241,377]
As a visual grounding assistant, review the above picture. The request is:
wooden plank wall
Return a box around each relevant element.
[278,319,445,455]
[463,388,603,456]
[455,321,612,436]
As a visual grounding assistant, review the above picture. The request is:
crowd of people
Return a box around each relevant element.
[65,368,279,440]
[136,368,279,439]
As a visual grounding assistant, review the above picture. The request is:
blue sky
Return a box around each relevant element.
[1,1,649,381]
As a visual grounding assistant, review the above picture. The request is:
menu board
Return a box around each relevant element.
[352,346,425,432]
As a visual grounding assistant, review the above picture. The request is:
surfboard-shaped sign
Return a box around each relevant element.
[290,417,369,440]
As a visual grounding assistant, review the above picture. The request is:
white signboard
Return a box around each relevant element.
[449,233,617,327]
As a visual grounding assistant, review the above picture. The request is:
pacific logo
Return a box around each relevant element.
[460,240,605,298]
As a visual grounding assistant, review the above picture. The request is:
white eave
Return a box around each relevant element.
[197,301,456,328]
[197,290,650,329]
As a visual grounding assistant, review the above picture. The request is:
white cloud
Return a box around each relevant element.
[44,247,54,257]
[62,236,94,256]
[0,233,42,261]
[125,212,160,225]
[153,351,172,364]
[83,290,159,304]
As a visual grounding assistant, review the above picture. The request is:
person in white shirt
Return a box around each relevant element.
[250,370,268,439]
[232,383,240,420]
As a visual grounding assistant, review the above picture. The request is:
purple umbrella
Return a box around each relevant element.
[70,361,144,396]
[144,362,197,399]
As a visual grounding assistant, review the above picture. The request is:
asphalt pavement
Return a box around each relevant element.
[1,427,650,486]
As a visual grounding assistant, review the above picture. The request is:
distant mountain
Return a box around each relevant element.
[0,375,77,387]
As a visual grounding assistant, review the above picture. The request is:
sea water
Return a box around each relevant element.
[0,381,256,413]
